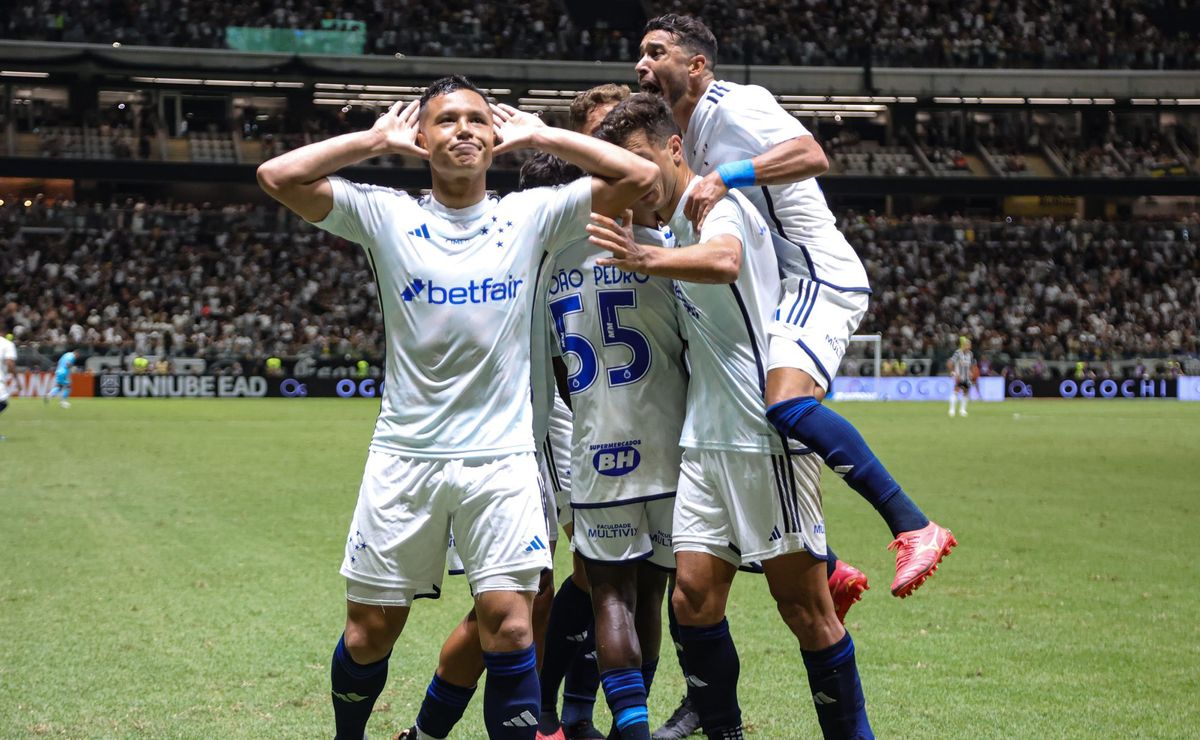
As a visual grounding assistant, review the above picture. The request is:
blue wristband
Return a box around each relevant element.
[716,159,756,189]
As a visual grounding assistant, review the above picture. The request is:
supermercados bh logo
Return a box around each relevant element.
[590,439,642,476]
[401,275,524,305]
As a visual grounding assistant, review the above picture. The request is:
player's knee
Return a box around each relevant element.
[485,612,533,652]
[773,596,840,645]
[671,574,723,625]
[342,619,399,664]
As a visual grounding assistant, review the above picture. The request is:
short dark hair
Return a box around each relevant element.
[419,75,488,109]
[593,93,681,149]
[519,151,586,190]
[568,84,631,133]
[644,14,718,71]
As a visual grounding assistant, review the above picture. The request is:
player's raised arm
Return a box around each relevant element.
[491,103,658,216]
[586,210,741,284]
[257,100,429,223]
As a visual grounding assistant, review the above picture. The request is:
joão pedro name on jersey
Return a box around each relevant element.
[400,275,524,305]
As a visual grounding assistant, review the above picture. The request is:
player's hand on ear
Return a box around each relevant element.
[491,103,546,156]
[683,170,728,228]
[373,100,429,159]
[588,210,653,274]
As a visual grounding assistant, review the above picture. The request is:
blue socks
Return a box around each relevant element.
[676,620,741,736]
[540,577,593,714]
[600,668,651,740]
[767,397,929,536]
[484,645,541,739]
[801,632,873,739]
[640,658,659,698]
[330,634,390,740]
[416,673,476,739]
[561,632,599,727]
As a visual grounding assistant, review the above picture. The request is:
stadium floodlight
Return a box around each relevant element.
[1,71,50,78]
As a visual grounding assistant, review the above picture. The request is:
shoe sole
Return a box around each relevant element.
[892,532,958,598]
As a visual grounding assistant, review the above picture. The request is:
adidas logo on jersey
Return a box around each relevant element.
[401,275,524,304]
[502,710,538,728]
[524,536,548,552]
[407,224,431,239]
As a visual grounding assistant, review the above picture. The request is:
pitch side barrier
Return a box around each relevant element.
[15,373,1193,401]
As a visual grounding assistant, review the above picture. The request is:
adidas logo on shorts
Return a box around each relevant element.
[768,526,782,542]
[524,536,548,552]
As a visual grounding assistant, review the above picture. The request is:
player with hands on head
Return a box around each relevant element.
[257,75,657,740]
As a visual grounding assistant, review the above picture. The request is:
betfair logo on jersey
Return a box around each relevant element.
[591,440,642,476]
[401,275,524,304]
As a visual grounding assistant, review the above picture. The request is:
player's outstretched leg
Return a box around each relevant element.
[762,552,873,740]
[334,601,409,740]
[672,552,743,740]
[765,370,955,598]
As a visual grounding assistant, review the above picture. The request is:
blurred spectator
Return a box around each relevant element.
[4,0,1196,68]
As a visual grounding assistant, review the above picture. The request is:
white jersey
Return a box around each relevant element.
[0,336,16,402]
[951,349,975,381]
[667,178,790,454]
[683,79,870,292]
[314,176,591,459]
[548,225,687,505]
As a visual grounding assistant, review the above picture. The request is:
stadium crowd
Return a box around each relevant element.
[3,199,1196,374]
[4,0,1197,69]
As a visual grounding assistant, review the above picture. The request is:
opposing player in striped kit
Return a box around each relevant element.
[588,93,874,740]
[634,14,956,600]
[948,337,977,417]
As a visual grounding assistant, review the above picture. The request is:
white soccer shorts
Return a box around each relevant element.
[343,450,551,606]
[446,452,558,576]
[673,448,826,566]
[767,276,869,392]
[572,495,676,570]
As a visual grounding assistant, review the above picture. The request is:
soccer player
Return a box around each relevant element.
[44,350,75,408]
[256,75,658,740]
[947,337,977,417]
[588,93,873,740]
[0,331,16,441]
[633,14,956,598]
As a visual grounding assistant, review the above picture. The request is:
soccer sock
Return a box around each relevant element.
[60,385,71,401]
[641,658,659,698]
[483,645,541,740]
[666,596,689,679]
[767,397,929,536]
[330,634,390,740]
[677,620,741,736]
[800,632,873,740]
[960,395,968,414]
[600,668,651,740]
[415,673,476,739]
[949,395,957,414]
[540,576,593,715]
[561,632,599,727]
[826,547,839,580]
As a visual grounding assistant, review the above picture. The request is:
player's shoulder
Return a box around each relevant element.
[712,81,778,111]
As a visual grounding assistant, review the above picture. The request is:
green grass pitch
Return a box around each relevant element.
[2,398,1197,738]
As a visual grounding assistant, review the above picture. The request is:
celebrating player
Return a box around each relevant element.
[948,337,978,417]
[588,93,874,740]
[257,75,658,740]
[634,14,956,598]
[43,350,75,408]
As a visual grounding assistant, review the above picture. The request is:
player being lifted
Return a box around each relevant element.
[257,75,658,740]
[948,337,977,417]
[633,14,956,598]
[588,93,874,740]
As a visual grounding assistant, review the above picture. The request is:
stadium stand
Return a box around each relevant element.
[4,0,1197,68]
[3,199,1195,377]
